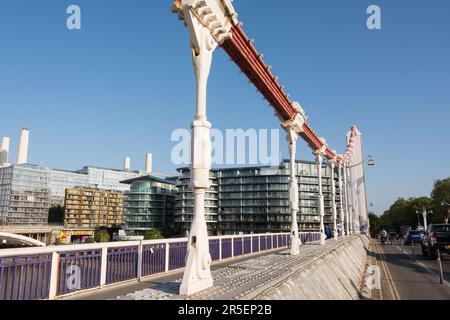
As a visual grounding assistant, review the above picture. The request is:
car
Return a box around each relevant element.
[400,225,411,239]
[404,230,424,245]
[421,224,450,260]
[388,229,398,240]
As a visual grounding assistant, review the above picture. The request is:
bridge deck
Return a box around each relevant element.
[62,237,353,300]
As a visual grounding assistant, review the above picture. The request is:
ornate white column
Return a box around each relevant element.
[287,129,301,254]
[178,2,227,296]
[330,159,338,240]
[282,103,306,255]
[314,145,327,245]
[343,161,350,236]
[338,161,345,237]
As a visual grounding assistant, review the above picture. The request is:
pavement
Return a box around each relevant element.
[368,239,450,300]
[61,238,354,300]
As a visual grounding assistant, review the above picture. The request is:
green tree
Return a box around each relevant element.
[379,197,422,231]
[431,178,450,223]
[144,229,164,240]
[85,237,96,244]
[48,205,65,224]
[368,212,380,236]
[94,229,110,243]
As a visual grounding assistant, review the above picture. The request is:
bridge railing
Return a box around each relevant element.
[0,232,321,300]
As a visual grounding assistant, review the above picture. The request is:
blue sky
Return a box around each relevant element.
[0,0,449,215]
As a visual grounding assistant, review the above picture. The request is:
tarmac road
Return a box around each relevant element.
[374,239,450,300]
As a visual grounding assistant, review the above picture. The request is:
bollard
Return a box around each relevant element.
[437,249,444,285]
[401,239,404,253]
[411,242,416,261]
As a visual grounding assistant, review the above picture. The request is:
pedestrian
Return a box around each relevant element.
[325,225,332,239]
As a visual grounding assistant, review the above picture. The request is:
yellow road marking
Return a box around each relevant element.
[375,242,401,300]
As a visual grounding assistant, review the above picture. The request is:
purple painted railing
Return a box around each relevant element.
[233,238,243,256]
[0,254,51,300]
[260,236,267,251]
[168,242,187,271]
[243,237,252,254]
[142,243,165,277]
[0,231,322,299]
[221,238,232,259]
[266,236,273,250]
[252,236,259,253]
[106,246,138,285]
[58,249,102,295]
[209,239,220,261]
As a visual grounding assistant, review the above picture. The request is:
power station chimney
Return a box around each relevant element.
[145,153,153,173]
[124,156,131,171]
[0,137,10,166]
[17,129,29,165]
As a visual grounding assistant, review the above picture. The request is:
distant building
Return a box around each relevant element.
[175,169,219,236]
[64,187,124,228]
[0,164,142,226]
[0,164,51,225]
[175,160,341,236]
[122,176,177,236]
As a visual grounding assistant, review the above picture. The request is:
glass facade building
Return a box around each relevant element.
[175,169,219,236]
[175,160,341,236]
[122,176,177,236]
[0,164,142,226]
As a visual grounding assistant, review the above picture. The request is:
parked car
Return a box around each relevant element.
[404,230,424,245]
[421,224,450,260]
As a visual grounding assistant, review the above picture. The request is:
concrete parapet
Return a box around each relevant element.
[251,235,370,300]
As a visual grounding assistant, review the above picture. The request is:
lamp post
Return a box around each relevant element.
[346,155,375,169]
[416,208,433,231]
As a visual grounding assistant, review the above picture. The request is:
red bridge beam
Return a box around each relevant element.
[222,25,342,161]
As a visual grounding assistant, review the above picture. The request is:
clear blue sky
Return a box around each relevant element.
[0,0,449,215]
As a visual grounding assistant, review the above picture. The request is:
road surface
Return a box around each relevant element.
[370,239,450,300]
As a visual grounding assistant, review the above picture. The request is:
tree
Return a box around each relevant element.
[431,178,450,223]
[85,237,96,244]
[94,229,110,243]
[144,229,164,240]
[368,212,380,236]
[378,197,429,231]
[48,205,65,224]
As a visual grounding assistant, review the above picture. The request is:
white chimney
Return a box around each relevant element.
[17,129,29,165]
[0,137,10,165]
[124,156,131,171]
[145,153,153,173]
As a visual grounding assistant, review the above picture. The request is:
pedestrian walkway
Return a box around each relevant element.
[64,237,355,300]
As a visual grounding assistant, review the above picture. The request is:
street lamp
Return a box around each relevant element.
[416,209,433,231]
[347,155,375,168]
